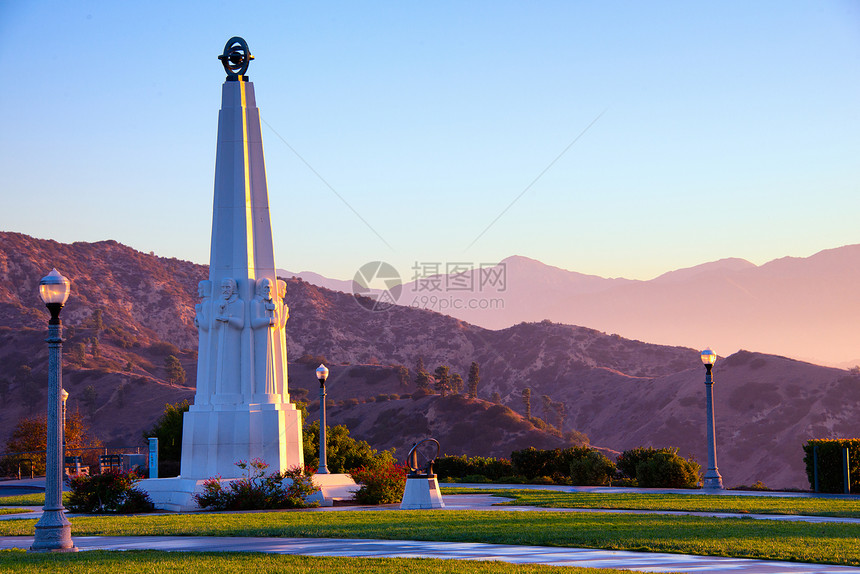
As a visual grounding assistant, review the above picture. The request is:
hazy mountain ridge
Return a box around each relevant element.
[286,247,860,366]
[1,233,857,488]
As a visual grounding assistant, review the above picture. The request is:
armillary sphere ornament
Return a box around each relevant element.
[406,438,441,478]
[218,36,254,79]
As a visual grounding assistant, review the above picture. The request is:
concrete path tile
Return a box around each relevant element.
[2,535,859,573]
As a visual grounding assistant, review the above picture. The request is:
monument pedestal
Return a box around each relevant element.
[179,403,303,480]
[139,403,303,511]
[308,473,359,507]
[136,477,207,512]
[400,475,445,509]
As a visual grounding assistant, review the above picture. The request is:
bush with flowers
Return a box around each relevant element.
[193,458,319,510]
[67,469,154,514]
[350,461,408,505]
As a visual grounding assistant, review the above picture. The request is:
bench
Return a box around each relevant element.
[98,454,123,474]
[64,455,89,477]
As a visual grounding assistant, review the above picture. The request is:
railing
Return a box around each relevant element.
[0,446,144,480]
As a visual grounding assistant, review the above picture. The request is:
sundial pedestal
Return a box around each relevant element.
[400,474,445,509]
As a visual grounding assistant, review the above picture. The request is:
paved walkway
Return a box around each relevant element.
[1,534,858,573]
[4,494,860,524]
[3,480,860,573]
[446,482,860,499]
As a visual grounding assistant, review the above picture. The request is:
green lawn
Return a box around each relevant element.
[0,508,31,515]
[1,510,858,566]
[0,550,645,574]
[0,493,69,507]
[443,489,860,518]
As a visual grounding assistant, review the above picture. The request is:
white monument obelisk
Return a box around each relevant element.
[140,37,303,510]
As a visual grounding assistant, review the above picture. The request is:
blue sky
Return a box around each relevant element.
[1,1,858,282]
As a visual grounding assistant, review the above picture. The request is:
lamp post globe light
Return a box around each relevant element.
[700,348,723,490]
[30,269,77,553]
[316,364,330,475]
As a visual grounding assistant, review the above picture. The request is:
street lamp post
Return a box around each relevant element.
[700,348,723,489]
[30,269,77,553]
[316,364,330,474]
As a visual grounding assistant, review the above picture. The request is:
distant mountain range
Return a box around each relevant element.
[285,245,860,367]
[2,232,858,488]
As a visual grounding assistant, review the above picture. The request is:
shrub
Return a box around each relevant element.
[303,421,395,473]
[529,476,555,485]
[803,439,860,493]
[143,400,189,474]
[617,447,677,479]
[511,446,592,479]
[569,450,616,486]
[149,341,180,356]
[296,354,329,365]
[67,470,154,514]
[635,450,701,488]
[351,461,408,504]
[460,474,492,483]
[497,475,527,484]
[434,454,514,481]
[193,459,319,511]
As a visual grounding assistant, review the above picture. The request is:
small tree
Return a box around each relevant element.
[90,337,100,359]
[434,366,451,396]
[521,388,531,420]
[71,342,87,364]
[415,370,432,391]
[490,391,501,404]
[90,309,104,334]
[2,412,102,476]
[541,395,553,420]
[554,401,566,434]
[467,362,480,399]
[396,365,410,387]
[450,373,464,395]
[164,355,186,385]
[143,400,190,470]
[302,421,394,473]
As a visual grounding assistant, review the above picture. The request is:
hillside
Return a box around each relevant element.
[1,232,858,488]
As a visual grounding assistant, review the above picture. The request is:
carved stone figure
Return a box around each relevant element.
[214,277,244,398]
[276,279,289,397]
[194,280,213,404]
[251,278,278,398]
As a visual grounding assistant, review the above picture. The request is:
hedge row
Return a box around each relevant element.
[437,446,700,488]
[435,454,513,480]
[803,439,860,493]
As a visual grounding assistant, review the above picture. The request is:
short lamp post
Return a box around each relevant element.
[316,364,330,475]
[30,269,77,553]
[701,348,723,489]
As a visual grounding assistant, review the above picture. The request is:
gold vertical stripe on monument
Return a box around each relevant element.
[240,80,256,275]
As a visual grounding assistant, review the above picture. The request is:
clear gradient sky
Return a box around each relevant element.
[1,1,858,283]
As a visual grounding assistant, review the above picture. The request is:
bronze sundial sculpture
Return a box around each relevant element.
[218,36,254,79]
